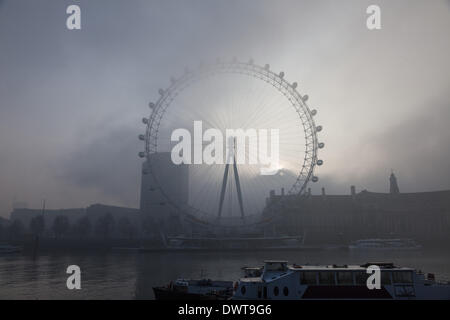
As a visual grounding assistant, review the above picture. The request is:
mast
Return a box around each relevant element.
[32,199,45,260]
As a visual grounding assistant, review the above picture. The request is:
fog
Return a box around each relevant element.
[0,0,449,217]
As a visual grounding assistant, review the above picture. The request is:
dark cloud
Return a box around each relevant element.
[309,99,450,195]
[55,125,141,206]
[360,100,450,192]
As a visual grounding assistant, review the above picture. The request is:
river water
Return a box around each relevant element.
[1,249,449,299]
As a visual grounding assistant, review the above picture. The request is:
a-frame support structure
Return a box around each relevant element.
[218,137,245,219]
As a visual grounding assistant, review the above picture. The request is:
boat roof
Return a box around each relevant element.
[289,264,413,271]
[240,277,264,283]
[258,261,414,271]
[354,238,415,242]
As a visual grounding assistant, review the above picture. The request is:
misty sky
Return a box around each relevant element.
[0,0,449,218]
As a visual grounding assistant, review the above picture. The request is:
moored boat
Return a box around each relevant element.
[232,260,450,300]
[0,244,22,254]
[153,278,235,300]
[349,238,422,250]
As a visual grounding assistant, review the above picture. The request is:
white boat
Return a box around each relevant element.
[161,235,305,251]
[153,279,235,300]
[349,238,422,250]
[0,244,22,254]
[232,260,450,300]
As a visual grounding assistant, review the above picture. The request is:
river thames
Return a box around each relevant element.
[1,249,449,299]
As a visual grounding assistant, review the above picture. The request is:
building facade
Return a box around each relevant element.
[266,186,450,245]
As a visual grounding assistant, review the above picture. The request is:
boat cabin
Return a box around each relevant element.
[233,261,430,300]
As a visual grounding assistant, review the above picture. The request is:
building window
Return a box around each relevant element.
[273,286,279,296]
[283,287,289,296]
[300,271,317,285]
[337,271,353,285]
[241,286,246,295]
[318,272,335,285]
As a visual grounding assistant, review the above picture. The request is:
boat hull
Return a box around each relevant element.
[153,287,229,300]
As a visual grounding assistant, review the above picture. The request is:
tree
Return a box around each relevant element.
[118,216,136,239]
[9,220,24,240]
[74,215,91,238]
[141,215,157,236]
[30,215,45,236]
[94,213,115,238]
[52,215,70,239]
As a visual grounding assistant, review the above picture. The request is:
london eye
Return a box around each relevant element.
[139,59,324,228]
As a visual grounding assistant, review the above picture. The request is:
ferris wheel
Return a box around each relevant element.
[139,59,324,227]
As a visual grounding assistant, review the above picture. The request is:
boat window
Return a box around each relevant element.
[381,271,391,285]
[337,271,353,285]
[392,271,413,284]
[300,271,317,285]
[283,287,289,296]
[241,285,246,295]
[318,272,335,285]
[266,262,287,272]
[355,271,369,285]
[273,286,279,296]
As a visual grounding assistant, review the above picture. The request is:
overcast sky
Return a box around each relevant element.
[0,0,449,217]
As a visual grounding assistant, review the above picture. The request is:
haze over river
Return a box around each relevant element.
[1,249,449,299]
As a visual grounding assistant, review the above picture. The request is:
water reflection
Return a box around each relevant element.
[0,249,449,299]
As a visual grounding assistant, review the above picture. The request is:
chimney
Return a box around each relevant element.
[321,187,326,200]
[389,171,400,194]
[281,188,285,196]
[351,185,356,200]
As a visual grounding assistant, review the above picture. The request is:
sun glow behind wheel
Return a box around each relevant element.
[141,60,323,227]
